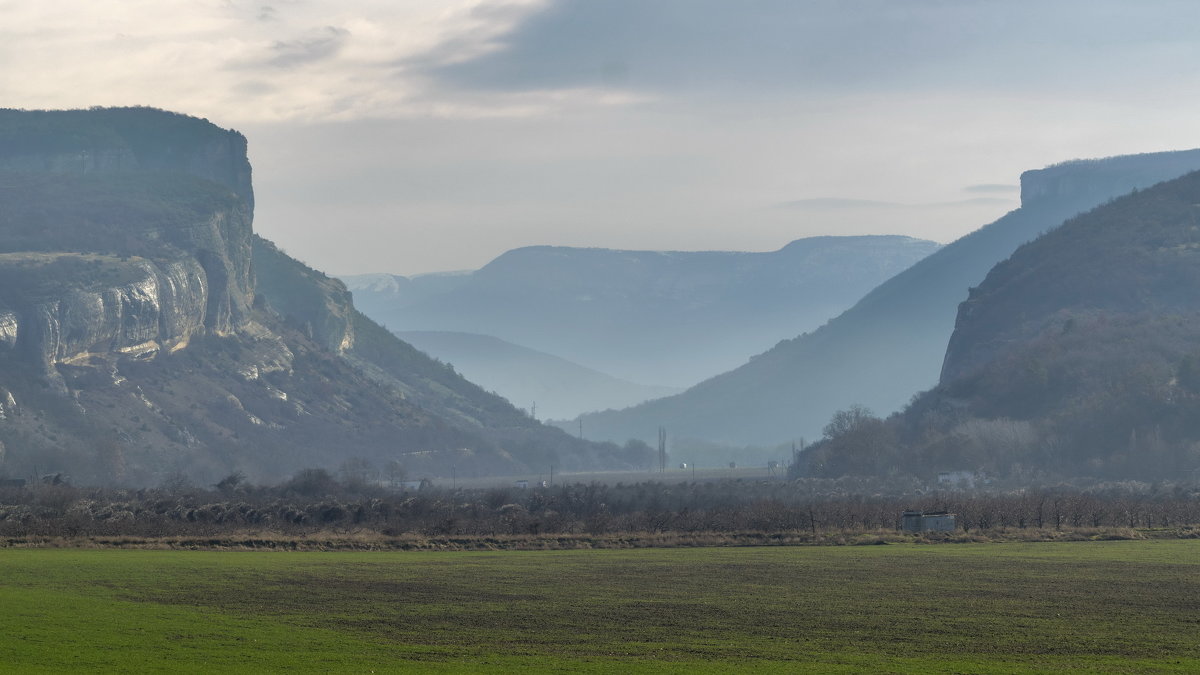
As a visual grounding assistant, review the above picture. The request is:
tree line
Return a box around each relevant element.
[1,470,1198,540]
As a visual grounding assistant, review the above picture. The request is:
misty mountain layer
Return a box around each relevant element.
[395,331,681,420]
[576,149,1200,447]
[344,236,940,389]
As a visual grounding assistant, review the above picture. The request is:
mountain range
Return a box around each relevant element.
[574,149,1200,448]
[394,331,680,421]
[343,236,940,389]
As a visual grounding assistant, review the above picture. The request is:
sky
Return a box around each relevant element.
[4,0,1200,275]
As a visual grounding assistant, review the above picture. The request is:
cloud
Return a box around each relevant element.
[779,196,1016,211]
[432,0,1200,98]
[778,198,899,210]
[6,1,1200,123]
[265,26,349,68]
[964,184,1019,194]
[0,1,550,122]
[3,1,1198,277]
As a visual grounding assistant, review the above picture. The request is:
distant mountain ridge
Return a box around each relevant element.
[395,331,681,421]
[575,148,1200,447]
[344,235,940,388]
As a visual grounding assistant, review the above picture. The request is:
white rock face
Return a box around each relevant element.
[4,255,215,375]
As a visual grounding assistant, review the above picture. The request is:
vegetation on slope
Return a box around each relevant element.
[796,170,1200,481]
[0,107,646,485]
[579,149,1200,447]
[0,169,243,257]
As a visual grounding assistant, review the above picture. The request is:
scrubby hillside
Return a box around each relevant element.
[797,169,1200,481]
[0,107,639,485]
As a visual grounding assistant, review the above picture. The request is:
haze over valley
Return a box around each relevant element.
[343,235,938,414]
[12,3,1200,672]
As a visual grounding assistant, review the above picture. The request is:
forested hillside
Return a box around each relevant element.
[796,169,1200,481]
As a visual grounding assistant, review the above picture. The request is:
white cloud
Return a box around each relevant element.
[0,0,565,122]
[5,1,1200,276]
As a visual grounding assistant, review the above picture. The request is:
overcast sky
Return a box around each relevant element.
[4,0,1200,274]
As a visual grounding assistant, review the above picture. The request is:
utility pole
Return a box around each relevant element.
[578,419,583,439]
[550,464,554,486]
[657,427,667,473]
[530,401,536,420]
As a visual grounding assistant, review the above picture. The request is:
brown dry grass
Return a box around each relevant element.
[0,525,1178,551]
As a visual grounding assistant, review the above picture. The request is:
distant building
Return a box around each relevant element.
[901,510,957,533]
[937,470,977,488]
[514,480,529,489]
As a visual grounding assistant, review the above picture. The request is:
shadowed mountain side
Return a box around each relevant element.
[572,149,1200,447]
[395,331,681,421]
[344,235,940,388]
[252,239,631,467]
[796,169,1200,481]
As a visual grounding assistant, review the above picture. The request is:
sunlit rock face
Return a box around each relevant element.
[0,255,212,376]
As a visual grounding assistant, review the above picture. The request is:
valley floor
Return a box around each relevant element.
[1,541,1197,672]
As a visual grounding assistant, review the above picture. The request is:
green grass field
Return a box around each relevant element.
[1,540,1198,673]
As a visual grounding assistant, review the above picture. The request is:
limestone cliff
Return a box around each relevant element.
[0,254,207,374]
[1019,149,1200,206]
[0,108,256,375]
[0,107,626,484]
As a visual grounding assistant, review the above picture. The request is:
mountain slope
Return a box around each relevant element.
[800,169,1200,481]
[0,108,637,485]
[394,331,681,420]
[577,149,1200,447]
[344,235,940,387]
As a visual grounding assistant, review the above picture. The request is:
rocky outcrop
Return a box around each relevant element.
[167,208,254,334]
[0,107,631,485]
[252,236,354,354]
[0,108,256,375]
[1020,149,1200,206]
[0,255,208,377]
[0,106,254,207]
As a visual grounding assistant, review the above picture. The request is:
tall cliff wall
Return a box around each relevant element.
[0,107,253,207]
[0,108,255,377]
[1019,149,1200,206]
[0,254,210,375]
